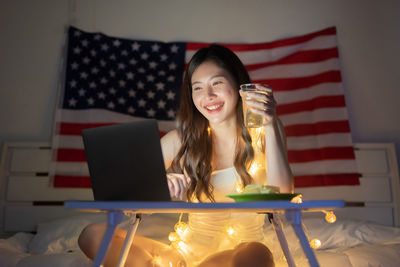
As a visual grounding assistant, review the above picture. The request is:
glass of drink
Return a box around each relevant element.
[240,84,271,128]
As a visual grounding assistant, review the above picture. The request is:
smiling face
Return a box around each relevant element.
[191,60,239,126]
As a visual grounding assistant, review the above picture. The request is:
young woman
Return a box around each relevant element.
[78,44,293,267]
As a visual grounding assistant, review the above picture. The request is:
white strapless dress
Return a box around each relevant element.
[176,167,267,265]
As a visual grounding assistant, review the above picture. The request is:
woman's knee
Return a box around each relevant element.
[78,223,107,257]
[231,242,274,267]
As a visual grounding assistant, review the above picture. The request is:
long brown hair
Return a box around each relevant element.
[169,44,254,201]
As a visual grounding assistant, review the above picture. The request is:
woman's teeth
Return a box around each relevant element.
[206,104,223,110]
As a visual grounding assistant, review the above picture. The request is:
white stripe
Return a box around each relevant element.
[54,135,84,149]
[53,162,90,176]
[185,35,337,65]
[274,82,344,105]
[290,159,358,176]
[56,109,177,130]
[287,133,354,150]
[279,107,349,126]
[249,58,339,80]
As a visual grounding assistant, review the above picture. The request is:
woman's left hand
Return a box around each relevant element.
[240,84,277,125]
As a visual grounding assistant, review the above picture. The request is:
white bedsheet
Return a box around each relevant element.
[1,213,400,267]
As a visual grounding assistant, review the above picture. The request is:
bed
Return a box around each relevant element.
[0,142,399,266]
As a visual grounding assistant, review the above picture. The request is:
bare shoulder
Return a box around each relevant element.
[161,129,181,169]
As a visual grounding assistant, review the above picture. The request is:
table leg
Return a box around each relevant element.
[93,211,125,267]
[269,213,297,267]
[116,214,142,267]
[285,210,320,267]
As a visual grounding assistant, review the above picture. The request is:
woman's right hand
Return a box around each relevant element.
[167,173,191,200]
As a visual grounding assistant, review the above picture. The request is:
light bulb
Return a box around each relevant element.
[235,182,244,193]
[226,226,235,236]
[174,222,188,236]
[290,194,303,203]
[324,211,336,223]
[310,238,321,249]
[168,232,180,242]
[152,255,162,265]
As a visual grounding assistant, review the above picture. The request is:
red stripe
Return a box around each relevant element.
[53,175,92,188]
[57,148,87,161]
[186,27,336,51]
[59,122,116,135]
[288,146,355,163]
[277,95,346,115]
[246,47,339,71]
[284,120,351,137]
[253,70,342,91]
[295,173,360,187]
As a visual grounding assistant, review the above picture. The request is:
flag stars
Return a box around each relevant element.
[168,109,175,118]
[138,99,146,107]
[101,44,109,51]
[166,90,175,100]
[100,60,107,67]
[118,97,126,105]
[156,82,165,90]
[141,52,149,60]
[107,102,115,109]
[128,106,135,113]
[113,39,121,47]
[147,91,155,99]
[147,108,156,117]
[90,50,97,57]
[138,67,145,73]
[89,82,97,89]
[94,34,102,41]
[169,62,177,70]
[78,89,86,96]
[132,42,140,51]
[109,70,116,77]
[109,88,117,95]
[74,30,82,37]
[170,44,179,53]
[68,98,77,106]
[128,89,136,97]
[100,77,108,84]
[97,92,106,99]
[119,80,126,87]
[126,72,134,79]
[70,80,77,88]
[121,50,128,56]
[160,54,168,61]
[129,58,137,65]
[149,61,158,69]
[87,97,95,105]
[157,100,166,109]
[137,81,145,89]
[167,75,175,82]
[81,39,89,47]
[117,63,126,69]
[146,75,155,82]
[91,67,99,74]
[71,62,79,70]
[109,54,117,61]
[152,43,160,52]
[83,57,91,64]
[80,72,88,79]
[73,47,82,54]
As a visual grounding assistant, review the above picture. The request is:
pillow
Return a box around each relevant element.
[28,213,107,254]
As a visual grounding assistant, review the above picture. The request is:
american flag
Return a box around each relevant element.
[50,26,359,188]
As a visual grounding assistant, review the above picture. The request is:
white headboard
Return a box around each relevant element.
[0,142,399,237]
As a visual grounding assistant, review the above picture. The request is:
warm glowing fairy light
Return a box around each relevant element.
[152,255,162,265]
[235,182,244,193]
[323,211,337,223]
[169,232,180,242]
[226,226,235,236]
[310,238,321,249]
[290,194,303,203]
[174,221,188,237]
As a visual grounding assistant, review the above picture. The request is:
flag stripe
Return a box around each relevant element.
[284,120,351,137]
[294,173,359,187]
[254,70,342,91]
[287,146,355,163]
[277,95,346,115]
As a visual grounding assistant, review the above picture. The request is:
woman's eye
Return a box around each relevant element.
[193,86,202,91]
[213,81,222,86]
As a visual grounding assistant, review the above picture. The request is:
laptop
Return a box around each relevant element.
[82,119,172,202]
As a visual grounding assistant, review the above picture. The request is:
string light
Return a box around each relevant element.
[235,181,244,193]
[174,221,188,236]
[310,238,321,249]
[168,232,180,242]
[152,255,162,265]
[323,211,337,223]
[290,194,303,203]
[226,226,235,236]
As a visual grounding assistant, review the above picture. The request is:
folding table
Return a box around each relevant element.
[65,200,345,267]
